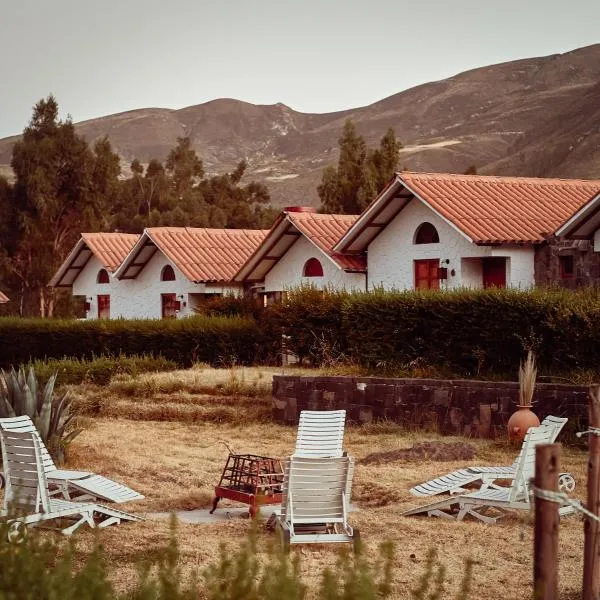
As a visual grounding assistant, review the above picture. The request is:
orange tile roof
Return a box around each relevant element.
[0,291,9,303]
[336,172,600,252]
[287,213,366,271]
[144,227,270,282]
[401,172,600,244]
[81,233,140,271]
[49,232,140,287]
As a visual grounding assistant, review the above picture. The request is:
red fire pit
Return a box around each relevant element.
[210,454,284,518]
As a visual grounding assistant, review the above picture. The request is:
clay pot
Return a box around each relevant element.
[507,405,540,441]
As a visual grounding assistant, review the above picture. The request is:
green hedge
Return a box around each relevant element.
[273,287,600,375]
[29,355,177,386]
[0,315,272,369]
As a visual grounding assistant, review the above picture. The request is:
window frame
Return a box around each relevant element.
[303,258,324,277]
[161,265,176,282]
[414,222,440,245]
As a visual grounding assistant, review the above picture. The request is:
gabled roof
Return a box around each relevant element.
[115,227,269,283]
[49,233,140,287]
[234,210,366,283]
[0,291,9,303]
[335,172,600,253]
[556,191,600,238]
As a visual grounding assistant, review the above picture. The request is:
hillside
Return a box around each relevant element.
[2,44,600,207]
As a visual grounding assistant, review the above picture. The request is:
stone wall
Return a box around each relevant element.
[272,375,590,440]
[535,236,600,288]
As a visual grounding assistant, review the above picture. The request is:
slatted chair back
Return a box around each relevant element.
[294,410,346,458]
[509,425,550,502]
[281,455,354,525]
[0,430,50,513]
[540,415,568,442]
[507,417,565,469]
[0,416,56,474]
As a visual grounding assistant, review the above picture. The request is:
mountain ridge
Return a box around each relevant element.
[2,43,600,207]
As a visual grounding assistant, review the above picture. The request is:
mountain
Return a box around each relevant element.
[2,44,600,207]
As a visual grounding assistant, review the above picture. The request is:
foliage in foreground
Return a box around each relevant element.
[0,366,79,464]
[0,519,473,599]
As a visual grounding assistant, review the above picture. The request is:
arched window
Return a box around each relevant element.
[303,258,324,277]
[414,222,440,244]
[97,269,109,284]
[161,265,176,281]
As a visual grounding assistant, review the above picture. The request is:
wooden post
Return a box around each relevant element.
[583,385,600,600]
[534,443,560,600]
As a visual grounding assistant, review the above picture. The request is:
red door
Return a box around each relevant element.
[161,293,178,318]
[97,295,110,320]
[483,258,506,288]
[414,259,440,290]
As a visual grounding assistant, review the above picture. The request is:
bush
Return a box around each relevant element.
[274,287,600,376]
[29,355,177,386]
[0,517,473,599]
[0,315,274,369]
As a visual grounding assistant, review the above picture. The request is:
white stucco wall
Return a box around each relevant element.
[367,198,535,290]
[593,229,600,252]
[72,252,242,319]
[264,236,366,292]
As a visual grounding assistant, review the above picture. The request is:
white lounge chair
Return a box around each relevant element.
[403,425,575,523]
[274,455,357,546]
[0,416,143,504]
[293,410,346,458]
[0,429,140,539]
[410,416,575,497]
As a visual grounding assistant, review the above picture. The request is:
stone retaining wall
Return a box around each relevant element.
[272,375,590,439]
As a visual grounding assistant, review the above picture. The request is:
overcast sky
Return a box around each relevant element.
[0,0,599,138]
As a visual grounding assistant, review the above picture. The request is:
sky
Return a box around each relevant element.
[0,0,599,138]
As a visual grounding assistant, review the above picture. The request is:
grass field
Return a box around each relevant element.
[55,365,590,599]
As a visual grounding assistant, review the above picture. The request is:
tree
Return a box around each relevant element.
[318,121,401,214]
[10,96,95,316]
[165,136,204,196]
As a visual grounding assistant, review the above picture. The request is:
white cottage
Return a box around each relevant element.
[234,207,366,298]
[51,227,268,319]
[334,172,600,290]
[49,233,139,318]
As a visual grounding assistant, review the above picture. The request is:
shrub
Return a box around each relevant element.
[0,315,274,369]
[274,287,600,376]
[267,287,349,365]
[0,517,474,599]
[29,355,177,386]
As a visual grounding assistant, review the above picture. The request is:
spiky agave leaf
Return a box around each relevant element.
[41,373,57,415]
[50,390,69,439]
[2,369,18,412]
[26,366,39,413]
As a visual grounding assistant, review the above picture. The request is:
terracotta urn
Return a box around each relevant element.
[507,405,540,441]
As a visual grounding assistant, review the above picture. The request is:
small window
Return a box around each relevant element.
[559,255,574,279]
[303,258,324,277]
[414,222,440,244]
[97,269,109,284]
[161,265,176,281]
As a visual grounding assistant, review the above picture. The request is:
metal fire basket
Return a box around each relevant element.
[210,453,284,517]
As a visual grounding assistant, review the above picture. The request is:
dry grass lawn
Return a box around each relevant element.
[63,410,589,599]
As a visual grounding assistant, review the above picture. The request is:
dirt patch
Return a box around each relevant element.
[359,441,476,465]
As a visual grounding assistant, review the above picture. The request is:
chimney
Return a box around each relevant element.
[284,206,317,213]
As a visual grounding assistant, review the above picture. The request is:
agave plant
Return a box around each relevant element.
[0,366,81,464]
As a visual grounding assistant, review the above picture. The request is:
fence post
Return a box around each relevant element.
[583,385,600,600]
[534,443,560,600]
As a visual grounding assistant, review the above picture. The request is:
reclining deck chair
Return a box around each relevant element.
[293,410,346,458]
[403,425,575,523]
[410,416,575,497]
[0,430,141,539]
[0,416,143,504]
[274,455,357,545]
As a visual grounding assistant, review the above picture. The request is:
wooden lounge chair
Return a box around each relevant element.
[402,425,575,523]
[293,410,346,458]
[0,416,143,504]
[0,430,141,539]
[274,455,357,546]
[410,416,575,497]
